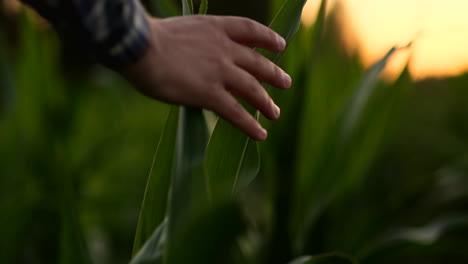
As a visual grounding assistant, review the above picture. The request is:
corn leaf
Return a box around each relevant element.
[340,47,400,138]
[235,138,260,191]
[359,215,468,259]
[132,107,178,255]
[204,0,309,203]
[164,0,210,251]
[335,64,412,198]
[181,0,194,16]
[260,2,327,260]
[166,202,245,264]
[165,107,209,240]
[10,14,93,264]
[293,46,409,250]
[134,2,209,262]
[198,0,208,15]
[59,184,92,264]
[130,220,167,264]
[288,252,357,264]
[260,0,309,61]
[150,0,180,17]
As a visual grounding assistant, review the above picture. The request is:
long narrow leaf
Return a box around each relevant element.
[288,252,358,264]
[59,182,92,264]
[262,2,327,261]
[130,220,167,264]
[164,2,210,261]
[132,106,178,255]
[204,0,309,203]
[293,46,409,250]
[198,0,208,15]
[150,0,180,17]
[181,0,194,16]
[358,215,468,259]
[134,2,210,262]
[340,47,401,138]
[167,202,245,264]
[166,107,209,237]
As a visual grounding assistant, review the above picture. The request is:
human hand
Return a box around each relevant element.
[122,15,292,141]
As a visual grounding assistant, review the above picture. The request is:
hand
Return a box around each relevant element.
[122,15,292,141]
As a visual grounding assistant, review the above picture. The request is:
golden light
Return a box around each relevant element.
[302,0,468,80]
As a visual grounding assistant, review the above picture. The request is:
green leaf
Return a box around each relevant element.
[336,64,412,197]
[198,0,208,15]
[181,0,194,16]
[340,47,401,138]
[132,106,178,255]
[260,0,309,62]
[166,107,209,233]
[288,252,358,264]
[235,138,260,191]
[166,202,245,264]
[59,183,92,264]
[359,215,468,259]
[293,45,410,250]
[164,1,210,258]
[149,0,180,17]
[130,220,167,264]
[204,0,309,203]
[164,107,209,264]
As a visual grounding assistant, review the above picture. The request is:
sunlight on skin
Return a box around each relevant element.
[302,0,468,80]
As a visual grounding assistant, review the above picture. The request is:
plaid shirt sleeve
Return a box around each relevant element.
[20,0,150,68]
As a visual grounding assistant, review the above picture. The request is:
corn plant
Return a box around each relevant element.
[3,1,468,264]
[127,0,426,264]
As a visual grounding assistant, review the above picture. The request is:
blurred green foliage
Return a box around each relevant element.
[2,0,468,264]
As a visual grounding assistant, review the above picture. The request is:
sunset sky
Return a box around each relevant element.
[302,0,468,80]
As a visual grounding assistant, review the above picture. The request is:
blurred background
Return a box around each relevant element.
[2,0,468,263]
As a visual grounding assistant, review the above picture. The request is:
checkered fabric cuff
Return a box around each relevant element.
[20,0,151,68]
[73,0,150,67]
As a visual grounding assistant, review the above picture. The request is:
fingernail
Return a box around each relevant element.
[273,104,281,119]
[258,128,268,141]
[277,35,286,50]
[283,72,292,88]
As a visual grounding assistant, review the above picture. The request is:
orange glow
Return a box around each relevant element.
[2,0,21,14]
[302,0,468,80]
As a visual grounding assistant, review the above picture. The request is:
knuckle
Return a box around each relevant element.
[232,101,244,114]
[210,82,225,96]
[240,73,259,94]
[210,53,230,72]
[219,37,232,51]
[261,92,272,109]
[251,50,264,67]
[247,73,259,87]
[269,31,278,43]
[272,63,282,79]
[206,83,224,107]
[230,101,248,122]
[242,18,258,34]
[204,15,221,27]
[248,83,269,108]
[249,80,262,99]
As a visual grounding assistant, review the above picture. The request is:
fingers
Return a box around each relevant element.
[220,16,286,52]
[232,43,292,89]
[211,90,268,141]
[224,65,280,121]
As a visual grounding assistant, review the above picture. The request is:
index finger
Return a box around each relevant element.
[220,16,286,52]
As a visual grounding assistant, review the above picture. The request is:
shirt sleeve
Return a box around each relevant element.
[20,0,151,68]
